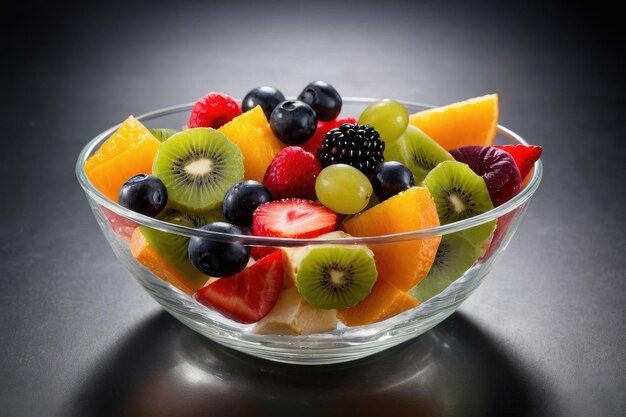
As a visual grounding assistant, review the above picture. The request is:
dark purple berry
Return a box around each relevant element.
[316,123,385,174]
[188,222,250,277]
[372,161,415,201]
[298,81,342,121]
[118,174,167,217]
[241,86,285,120]
[270,100,317,145]
[223,180,272,227]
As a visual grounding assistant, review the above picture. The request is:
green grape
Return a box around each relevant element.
[315,164,373,215]
[358,99,409,143]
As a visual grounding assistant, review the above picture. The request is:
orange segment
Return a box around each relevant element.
[218,106,284,182]
[85,116,160,202]
[409,94,498,150]
[338,279,419,326]
[130,227,202,295]
[342,187,441,291]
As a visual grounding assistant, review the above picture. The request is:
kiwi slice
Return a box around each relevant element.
[295,246,378,310]
[140,210,210,286]
[157,207,226,227]
[423,160,496,246]
[409,233,482,302]
[384,125,453,182]
[153,128,244,212]
[150,128,178,142]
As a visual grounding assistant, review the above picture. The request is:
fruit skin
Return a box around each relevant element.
[149,128,177,142]
[450,146,522,206]
[301,116,358,154]
[118,174,168,217]
[270,100,318,145]
[409,94,498,150]
[338,279,419,327]
[252,199,337,239]
[218,105,284,183]
[358,99,409,143]
[316,123,385,175]
[262,146,321,200]
[371,161,415,201]
[101,206,137,241]
[342,187,441,291]
[131,227,208,295]
[409,233,483,302]
[241,86,285,120]
[195,251,283,323]
[315,164,373,215]
[188,92,242,129]
[188,223,250,277]
[85,116,160,202]
[152,128,244,213]
[297,81,342,122]
[494,144,542,180]
[252,286,338,335]
[383,125,453,183]
[222,180,272,227]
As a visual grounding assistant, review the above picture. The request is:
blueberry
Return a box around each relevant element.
[118,174,168,217]
[223,180,272,227]
[242,86,285,120]
[298,81,342,122]
[371,161,415,201]
[270,100,317,145]
[188,222,250,277]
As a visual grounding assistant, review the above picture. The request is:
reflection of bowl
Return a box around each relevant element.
[76,98,542,365]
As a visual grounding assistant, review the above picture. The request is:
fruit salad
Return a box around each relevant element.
[85,82,542,335]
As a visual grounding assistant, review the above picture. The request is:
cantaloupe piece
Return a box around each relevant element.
[85,116,160,202]
[130,227,205,295]
[409,94,498,150]
[342,187,441,291]
[337,279,419,326]
[218,105,284,182]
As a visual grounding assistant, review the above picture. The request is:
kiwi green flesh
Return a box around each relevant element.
[409,233,482,302]
[140,212,209,287]
[384,125,453,183]
[296,246,378,310]
[424,160,495,246]
[149,128,178,142]
[153,128,244,213]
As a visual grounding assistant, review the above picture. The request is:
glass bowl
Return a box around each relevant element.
[76,98,542,365]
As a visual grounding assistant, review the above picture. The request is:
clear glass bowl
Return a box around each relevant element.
[76,98,542,365]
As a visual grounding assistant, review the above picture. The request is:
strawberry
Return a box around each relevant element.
[101,206,137,241]
[188,92,242,129]
[494,145,542,180]
[263,146,321,200]
[252,199,337,238]
[301,116,358,154]
[194,251,283,323]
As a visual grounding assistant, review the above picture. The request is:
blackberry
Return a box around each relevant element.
[316,123,385,174]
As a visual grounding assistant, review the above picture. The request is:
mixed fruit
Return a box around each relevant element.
[85,81,542,335]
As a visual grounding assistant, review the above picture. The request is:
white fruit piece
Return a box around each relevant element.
[252,287,338,335]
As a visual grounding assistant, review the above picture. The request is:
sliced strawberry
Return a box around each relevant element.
[494,145,542,180]
[262,146,321,200]
[252,199,337,238]
[194,251,283,323]
[301,116,358,154]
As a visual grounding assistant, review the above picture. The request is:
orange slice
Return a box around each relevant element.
[85,116,160,202]
[218,106,284,182]
[337,279,419,326]
[409,94,498,150]
[342,187,441,291]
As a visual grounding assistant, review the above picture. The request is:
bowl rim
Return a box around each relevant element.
[76,97,543,246]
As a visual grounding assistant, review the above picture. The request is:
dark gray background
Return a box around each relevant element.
[2,1,625,416]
